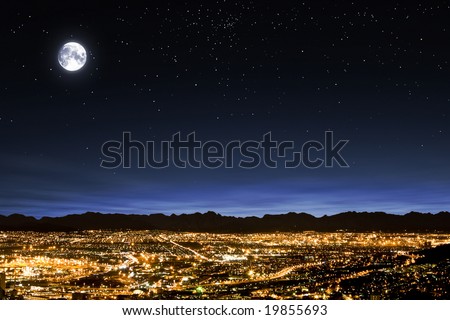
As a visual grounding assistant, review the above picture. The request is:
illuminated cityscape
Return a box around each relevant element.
[0,230,449,300]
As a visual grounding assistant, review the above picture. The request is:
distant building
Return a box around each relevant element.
[370,293,381,300]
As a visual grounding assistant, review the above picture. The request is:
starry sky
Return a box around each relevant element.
[1,1,450,217]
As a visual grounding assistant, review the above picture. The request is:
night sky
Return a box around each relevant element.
[1,1,450,217]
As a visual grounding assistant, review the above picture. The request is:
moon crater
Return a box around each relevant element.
[58,42,87,72]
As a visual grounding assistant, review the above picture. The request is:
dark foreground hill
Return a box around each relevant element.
[415,243,450,264]
[1,211,450,232]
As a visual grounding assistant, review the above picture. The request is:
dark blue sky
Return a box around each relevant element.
[1,1,450,217]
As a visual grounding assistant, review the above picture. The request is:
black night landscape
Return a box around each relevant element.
[1,1,450,300]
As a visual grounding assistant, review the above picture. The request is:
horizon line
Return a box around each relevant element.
[2,209,450,220]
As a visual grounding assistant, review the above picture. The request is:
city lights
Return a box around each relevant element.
[0,231,448,300]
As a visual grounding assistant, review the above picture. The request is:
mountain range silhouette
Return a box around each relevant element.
[1,211,450,232]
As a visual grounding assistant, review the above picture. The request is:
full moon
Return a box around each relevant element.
[58,42,87,71]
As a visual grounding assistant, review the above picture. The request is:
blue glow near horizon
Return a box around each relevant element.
[1,176,448,218]
[1,149,449,218]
